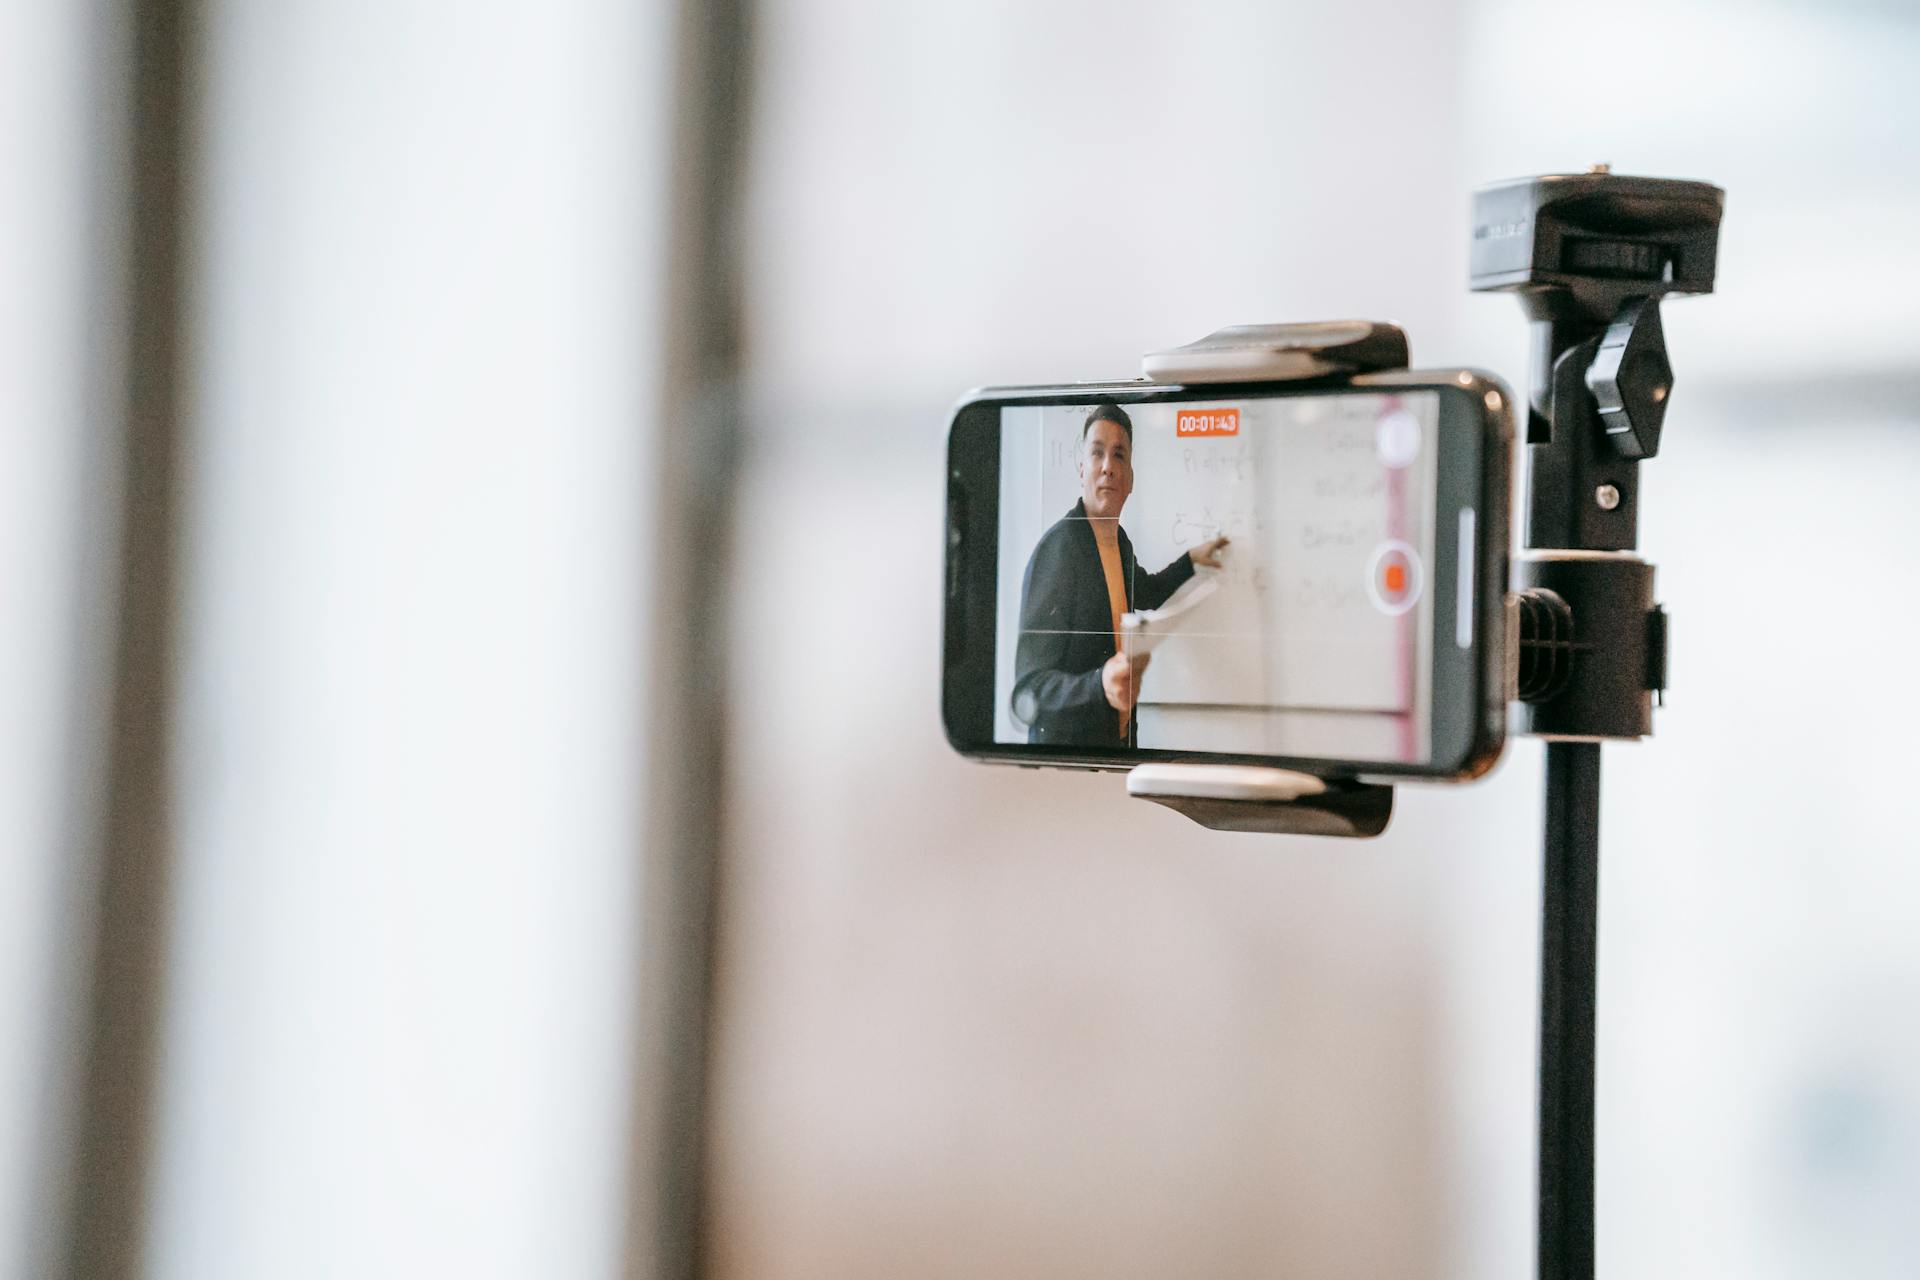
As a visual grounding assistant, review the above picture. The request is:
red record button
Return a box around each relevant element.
[1366,541,1421,616]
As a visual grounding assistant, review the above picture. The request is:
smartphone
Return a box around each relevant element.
[942,371,1513,780]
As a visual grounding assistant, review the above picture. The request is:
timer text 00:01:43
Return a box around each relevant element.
[1175,408,1240,438]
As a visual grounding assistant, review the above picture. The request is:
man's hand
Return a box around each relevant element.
[1188,536,1230,569]
[1102,650,1151,713]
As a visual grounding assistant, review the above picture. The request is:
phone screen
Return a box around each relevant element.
[944,376,1512,782]
[944,378,1507,777]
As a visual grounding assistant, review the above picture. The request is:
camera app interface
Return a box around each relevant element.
[994,392,1440,762]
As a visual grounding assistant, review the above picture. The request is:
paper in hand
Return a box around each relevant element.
[1120,575,1220,657]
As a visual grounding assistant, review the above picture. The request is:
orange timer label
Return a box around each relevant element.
[1176,408,1240,438]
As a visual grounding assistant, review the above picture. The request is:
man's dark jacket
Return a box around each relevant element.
[1012,500,1194,746]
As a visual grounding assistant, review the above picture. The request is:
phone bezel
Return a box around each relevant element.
[941,371,1511,781]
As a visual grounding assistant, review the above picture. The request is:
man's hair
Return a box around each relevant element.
[1082,403,1133,443]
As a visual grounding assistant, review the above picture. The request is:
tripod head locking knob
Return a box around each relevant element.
[1584,297,1671,460]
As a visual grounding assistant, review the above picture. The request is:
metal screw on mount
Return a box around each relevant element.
[1473,170,1724,1280]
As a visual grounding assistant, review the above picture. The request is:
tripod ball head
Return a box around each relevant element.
[1468,170,1724,550]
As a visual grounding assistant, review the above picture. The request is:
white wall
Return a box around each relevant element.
[0,2,98,1276]
[137,3,677,1277]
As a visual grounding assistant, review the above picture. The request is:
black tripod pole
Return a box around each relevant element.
[1537,741,1601,1280]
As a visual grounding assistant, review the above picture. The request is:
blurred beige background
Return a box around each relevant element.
[709,2,1920,1279]
[3,1,1917,1278]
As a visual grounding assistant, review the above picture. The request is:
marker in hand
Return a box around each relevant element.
[1189,536,1230,570]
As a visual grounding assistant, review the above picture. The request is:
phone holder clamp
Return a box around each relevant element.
[1127,764,1395,838]
[1122,320,1412,838]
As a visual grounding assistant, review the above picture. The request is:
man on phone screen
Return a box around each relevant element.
[1012,403,1228,746]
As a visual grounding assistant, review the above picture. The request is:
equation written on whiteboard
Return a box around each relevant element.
[1172,508,1382,553]
[1311,472,1387,500]
[1171,506,1268,595]
[1168,504,1383,605]
[1171,506,1268,546]
[1292,576,1368,609]
[1182,445,1256,481]
[1298,518,1384,550]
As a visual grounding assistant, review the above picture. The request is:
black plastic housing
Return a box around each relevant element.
[1471,172,1724,321]
[1512,554,1658,740]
